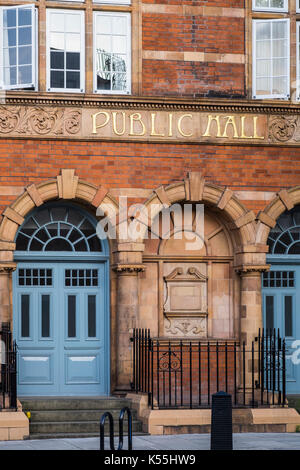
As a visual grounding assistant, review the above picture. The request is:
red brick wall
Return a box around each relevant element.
[0,139,299,215]
[141,1,245,97]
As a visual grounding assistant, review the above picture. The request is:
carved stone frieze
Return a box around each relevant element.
[269,116,298,142]
[0,106,81,136]
[164,316,207,337]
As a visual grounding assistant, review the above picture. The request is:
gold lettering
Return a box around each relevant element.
[129,113,146,136]
[112,111,126,136]
[91,111,110,134]
[222,116,239,139]
[178,114,193,137]
[240,116,253,139]
[168,113,173,137]
[202,115,222,138]
[253,116,264,140]
[150,113,165,137]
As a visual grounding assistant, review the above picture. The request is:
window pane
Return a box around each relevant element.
[3,9,16,28]
[21,294,30,337]
[51,51,64,69]
[18,65,32,84]
[41,295,50,338]
[50,70,64,88]
[88,295,96,337]
[4,67,16,85]
[19,46,31,65]
[3,48,16,67]
[284,296,293,337]
[18,8,32,27]
[3,29,17,48]
[66,71,80,88]
[66,52,80,70]
[266,296,274,331]
[18,27,32,46]
[68,295,76,338]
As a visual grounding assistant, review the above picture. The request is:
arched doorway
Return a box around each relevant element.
[13,202,110,396]
[263,204,300,393]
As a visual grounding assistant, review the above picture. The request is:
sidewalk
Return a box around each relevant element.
[0,433,299,450]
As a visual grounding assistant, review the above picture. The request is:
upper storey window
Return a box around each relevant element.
[253,0,288,11]
[46,9,85,93]
[0,4,37,90]
[252,19,289,99]
[93,11,131,94]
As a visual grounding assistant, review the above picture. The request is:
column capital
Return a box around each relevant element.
[112,264,146,274]
[0,263,17,274]
[235,264,270,275]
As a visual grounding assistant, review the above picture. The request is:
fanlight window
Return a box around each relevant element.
[16,206,102,252]
[268,206,300,255]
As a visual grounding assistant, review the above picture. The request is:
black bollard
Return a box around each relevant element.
[210,391,233,450]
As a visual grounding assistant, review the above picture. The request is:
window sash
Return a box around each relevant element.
[252,0,288,12]
[93,11,131,95]
[46,9,85,93]
[252,19,290,99]
[0,4,37,90]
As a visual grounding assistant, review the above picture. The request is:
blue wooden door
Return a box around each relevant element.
[262,266,300,394]
[13,261,109,396]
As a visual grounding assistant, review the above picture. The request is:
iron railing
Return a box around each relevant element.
[0,323,17,410]
[131,328,286,409]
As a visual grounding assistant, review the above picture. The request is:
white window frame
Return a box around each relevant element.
[252,0,288,12]
[297,22,300,100]
[93,11,131,95]
[93,1,131,5]
[0,4,38,90]
[252,18,290,100]
[46,9,85,93]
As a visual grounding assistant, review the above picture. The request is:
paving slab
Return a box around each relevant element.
[0,433,299,450]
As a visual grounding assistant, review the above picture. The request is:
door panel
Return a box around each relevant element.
[14,261,108,396]
[263,266,300,393]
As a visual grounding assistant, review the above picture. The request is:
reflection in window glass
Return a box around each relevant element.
[94,12,131,93]
[253,0,287,10]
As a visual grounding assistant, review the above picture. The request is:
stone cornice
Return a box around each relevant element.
[112,264,146,274]
[235,264,271,274]
[4,91,300,115]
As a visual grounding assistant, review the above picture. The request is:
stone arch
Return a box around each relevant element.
[137,172,257,253]
[0,169,119,259]
[256,186,300,246]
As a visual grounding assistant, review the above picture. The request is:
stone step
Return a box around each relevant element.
[30,420,143,435]
[163,423,288,434]
[26,409,138,423]
[20,397,132,411]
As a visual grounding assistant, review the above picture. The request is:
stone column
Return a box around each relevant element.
[114,243,145,392]
[236,264,269,397]
[0,264,16,326]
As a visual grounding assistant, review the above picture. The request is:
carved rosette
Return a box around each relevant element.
[0,106,81,136]
[269,116,298,142]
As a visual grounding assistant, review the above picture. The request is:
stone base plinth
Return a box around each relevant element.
[126,393,300,435]
[0,412,29,441]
